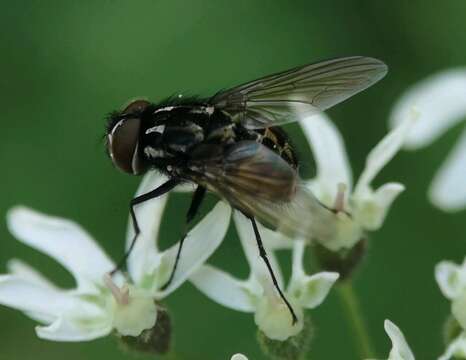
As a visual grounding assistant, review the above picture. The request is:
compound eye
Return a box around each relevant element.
[122,99,151,115]
[107,118,146,175]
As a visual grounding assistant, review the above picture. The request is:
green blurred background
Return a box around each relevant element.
[0,1,465,359]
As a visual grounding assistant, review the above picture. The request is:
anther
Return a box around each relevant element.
[333,183,347,213]
[103,273,130,305]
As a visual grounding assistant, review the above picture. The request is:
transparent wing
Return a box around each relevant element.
[217,181,338,242]
[210,56,387,129]
[190,141,338,242]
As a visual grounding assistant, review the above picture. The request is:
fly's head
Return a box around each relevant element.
[105,99,153,175]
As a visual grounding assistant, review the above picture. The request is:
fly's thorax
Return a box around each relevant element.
[135,103,218,177]
[140,124,199,177]
[140,107,208,160]
[140,104,238,162]
[162,122,205,152]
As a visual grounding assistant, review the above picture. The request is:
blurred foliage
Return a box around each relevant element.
[0,1,465,359]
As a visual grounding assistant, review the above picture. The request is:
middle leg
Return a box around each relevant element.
[160,185,207,290]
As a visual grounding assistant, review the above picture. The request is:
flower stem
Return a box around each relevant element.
[337,281,375,359]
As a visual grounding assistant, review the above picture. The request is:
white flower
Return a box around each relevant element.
[0,171,230,341]
[367,320,414,360]
[389,69,466,212]
[190,211,339,341]
[302,111,417,251]
[435,258,466,359]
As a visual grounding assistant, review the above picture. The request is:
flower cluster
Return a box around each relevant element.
[0,102,416,358]
[191,212,339,341]
[0,172,230,344]
[301,110,416,252]
[2,63,464,358]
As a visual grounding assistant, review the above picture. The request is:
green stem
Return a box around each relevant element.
[337,281,375,359]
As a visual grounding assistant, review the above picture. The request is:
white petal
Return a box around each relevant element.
[156,201,231,296]
[235,210,292,251]
[231,354,248,360]
[265,236,294,250]
[174,182,196,193]
[355,111,417,197]
[435,260,465,300]
[289,240,340,306]
[384,320,415,360]
[290,240,306,283]
[126,172,170,283]
[233,212,284,288]
[0,275,80,321]
[300,113,352,205]
[261,232,294,250]
[190,264,255,312]
[7,259,57,290]
[429,129,466,212]
[389,69,466,149]
[452,292,466,330]
[290,271,339,309]
[439,332,466,360]
[355,182,405,231]
[36,316,112,342]
[7,206,115,294]
[3,261,61,323]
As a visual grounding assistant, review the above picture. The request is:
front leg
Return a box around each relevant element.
[111,178,181,275]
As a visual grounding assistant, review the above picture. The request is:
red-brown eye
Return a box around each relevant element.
[122,99,151,115]
[107,117,147,175]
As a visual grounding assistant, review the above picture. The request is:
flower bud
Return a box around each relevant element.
[119,305,172,355]
[257,314,313,360]
[313,237,367,280]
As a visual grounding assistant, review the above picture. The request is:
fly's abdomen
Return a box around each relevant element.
[256,127,298,168]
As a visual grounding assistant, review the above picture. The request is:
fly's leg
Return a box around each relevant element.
[110,178,181,275]
[160,186,206,290]
[250,216,298,325]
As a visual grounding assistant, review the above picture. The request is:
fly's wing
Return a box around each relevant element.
[190,141,338,242]
[210,56,387,129]
[219,181,338,243]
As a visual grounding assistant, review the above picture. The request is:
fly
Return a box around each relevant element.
[105,56,388,324]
